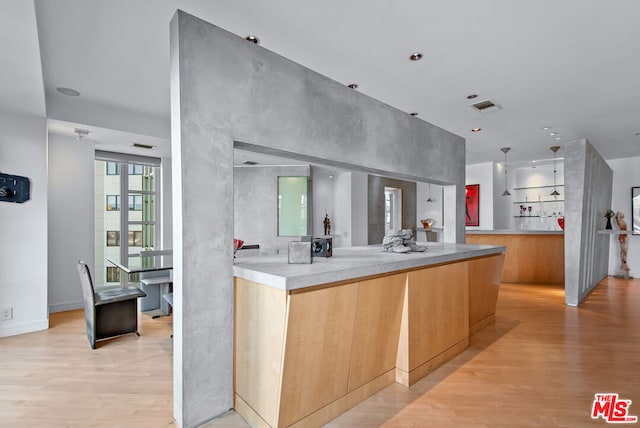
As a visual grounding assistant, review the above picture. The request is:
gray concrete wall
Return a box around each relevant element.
[368,175,417,244]
[234,165,310,252]
[170,10,466,426]
[564,138,613,306]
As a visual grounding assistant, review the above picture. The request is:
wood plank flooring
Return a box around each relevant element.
[2,277,639,427]
[0,310,175,427]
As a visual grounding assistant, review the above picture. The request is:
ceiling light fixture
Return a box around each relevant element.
[410,112,418,116]
[409,52,423,61]
[555,136,562,140]
[549,132,558,136]
[57,87,80,96]
[471,128,482,133]
[501,147,511,196]
[466,94,478,99]
[245,35,260,44]
[74,128,89,141]
[550,146,561,197]
[542,126,552,131]
[347,83,358,89]
[427,183,435,203]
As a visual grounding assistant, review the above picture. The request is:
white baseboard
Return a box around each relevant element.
[49,300,83,313]
[0,318,49,338]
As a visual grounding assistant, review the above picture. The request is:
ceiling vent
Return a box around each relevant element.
[470,99,501,114]
[132,143,154,149]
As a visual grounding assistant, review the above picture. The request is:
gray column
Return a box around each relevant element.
[171,14,234,427]
[564,138,613,306]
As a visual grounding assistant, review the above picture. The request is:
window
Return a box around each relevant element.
[95,152,160,289]
[128,230,143,247]
[128,164,144,175]
[106,162,120,175]
[106,195,120,211]
[106,266,121,283]
[106,231,120,247]
[128,195,142,211]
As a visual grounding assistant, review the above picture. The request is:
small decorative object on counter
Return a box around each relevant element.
[382,229,427,253]
[312,237,332,257]
[557,217,565,230]
[233,239,244,258]
[288,241,312,264]
[323,213,331,236]
[605,209,615,229]
[420,218,435,229]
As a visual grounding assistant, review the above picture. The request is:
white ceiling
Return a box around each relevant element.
[6,1,640,165]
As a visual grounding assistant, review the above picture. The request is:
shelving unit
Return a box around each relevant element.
[512,184,564,230]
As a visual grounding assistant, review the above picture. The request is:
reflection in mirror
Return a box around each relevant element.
[633,187,640,235]
[278,176,309,236]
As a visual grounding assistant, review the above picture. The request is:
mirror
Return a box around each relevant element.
[633,187,640,235]
[278,176,309,236]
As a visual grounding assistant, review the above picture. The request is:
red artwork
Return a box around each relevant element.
[465,184,479,226]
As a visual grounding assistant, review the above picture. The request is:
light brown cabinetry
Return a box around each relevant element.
[235,254,504,427]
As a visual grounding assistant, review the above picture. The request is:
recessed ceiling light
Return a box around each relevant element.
[471,128,482,133]
[409,52,423,61]
[555,136,562,140]
[245,35,259,44]
[542,126,552,131]
[347,83,358,89]
[57,87,80,96]
[242,160,258,165]
[410,112,418,116]
[466,94,478,99]
[549,132,558,136]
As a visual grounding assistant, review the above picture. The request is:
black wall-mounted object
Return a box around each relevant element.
[0,173,31,203]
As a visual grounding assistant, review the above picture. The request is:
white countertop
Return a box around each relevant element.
[233,243,505,291]
[466,229,564,235]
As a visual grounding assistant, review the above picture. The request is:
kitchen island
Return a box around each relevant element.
[233,243,505,427]
[466,230,564,284]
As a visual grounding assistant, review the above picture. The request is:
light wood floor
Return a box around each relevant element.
[2,277,639,427]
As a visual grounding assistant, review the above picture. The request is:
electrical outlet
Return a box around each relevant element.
[1,307,13,321]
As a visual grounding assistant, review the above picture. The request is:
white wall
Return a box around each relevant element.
[465,162,494,230]
[234,165,310,252]
[311,166,334,237]
[512,163,565,231]
[0,112,48,336]
[332,171,352,247]
[350,171,368,246]
[312,167,368,247]
[606,157,640,278]
[416,182,443,242]
[492,162,512,229]
[47,133,95,312]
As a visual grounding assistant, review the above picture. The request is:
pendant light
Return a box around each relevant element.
[501,147,511,196]
[550,146,561,197]
[426,183,434,203]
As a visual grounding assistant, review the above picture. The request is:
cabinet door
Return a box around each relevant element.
[279,282,359,426]
[405,263,469,371]
[348,273,406,391]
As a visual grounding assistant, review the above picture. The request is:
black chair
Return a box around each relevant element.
[77,260,146,349]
